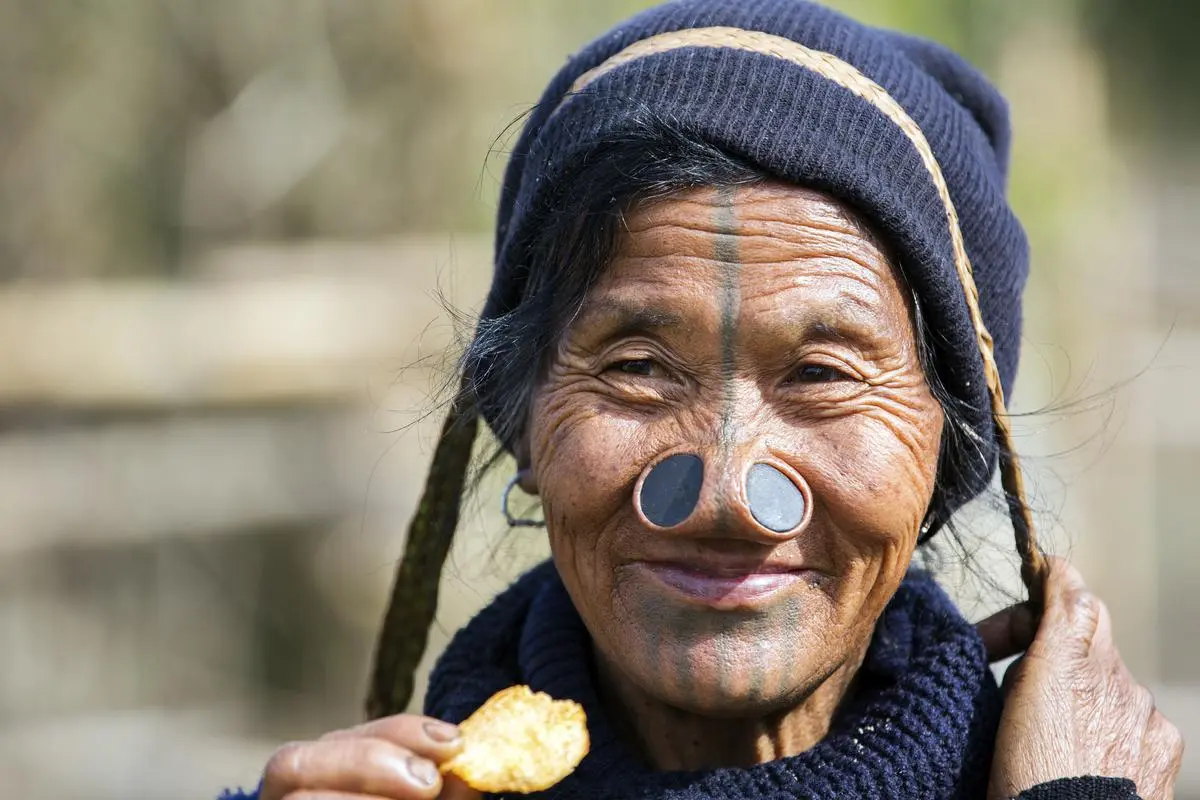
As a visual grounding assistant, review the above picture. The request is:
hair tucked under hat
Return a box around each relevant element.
[367,0,1045,719]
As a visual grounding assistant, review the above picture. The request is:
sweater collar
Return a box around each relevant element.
[426,562,1000,799]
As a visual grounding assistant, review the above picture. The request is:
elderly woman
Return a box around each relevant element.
[224,2,1183,799]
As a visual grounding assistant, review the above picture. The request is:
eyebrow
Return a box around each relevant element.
[777,305,886,354]
[804,319,861,345]
[577,297,686,340]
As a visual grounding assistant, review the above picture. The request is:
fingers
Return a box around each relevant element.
[990,556,1186,800]
[1139,709,1185,800]
[975,557,1103,663]
[976,602,1038,662]
[1038,556,1107,655]
[281,790,480,800]
[262,737,444,800]
[281,787,480,800]
[322,716,462,763]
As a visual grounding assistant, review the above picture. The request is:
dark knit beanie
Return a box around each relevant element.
[482,0,1030,520]
[367,0,1046,719]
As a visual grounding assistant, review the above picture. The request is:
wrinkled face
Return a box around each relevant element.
[524,183,943,717]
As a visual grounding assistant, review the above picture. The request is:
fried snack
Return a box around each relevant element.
[440,685,589,794]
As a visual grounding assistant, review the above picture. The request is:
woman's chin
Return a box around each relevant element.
[609,623,838,718]
[661,683,811,719]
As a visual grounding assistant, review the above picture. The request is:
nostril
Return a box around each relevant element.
[746,462,805,533]
[638,453,704,528]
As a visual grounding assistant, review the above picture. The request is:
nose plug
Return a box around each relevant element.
[636,453,806,533]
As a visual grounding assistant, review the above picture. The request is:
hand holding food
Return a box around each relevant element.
[257,686,587,800]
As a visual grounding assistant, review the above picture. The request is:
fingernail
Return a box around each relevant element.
[423,720,460,743]
[406,755,438,788]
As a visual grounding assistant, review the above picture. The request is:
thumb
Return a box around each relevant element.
[976,601,1038,663]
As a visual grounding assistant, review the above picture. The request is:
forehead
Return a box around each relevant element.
[585,182,911,325]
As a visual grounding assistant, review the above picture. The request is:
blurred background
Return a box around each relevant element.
[0,1,1196,798]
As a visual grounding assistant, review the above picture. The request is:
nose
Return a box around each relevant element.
[633,447,809,537]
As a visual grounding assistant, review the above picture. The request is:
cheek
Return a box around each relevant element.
[799,396,942,597]
[527,391,656,576]
[812,409,940,534]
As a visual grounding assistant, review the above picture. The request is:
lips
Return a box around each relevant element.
[631,561,808,608]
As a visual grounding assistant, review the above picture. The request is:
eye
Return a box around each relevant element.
[610,358,657,377]
[791,363,849,384]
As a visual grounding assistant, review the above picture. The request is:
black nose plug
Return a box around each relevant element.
[638,453,704,528]
[637,454,806,532]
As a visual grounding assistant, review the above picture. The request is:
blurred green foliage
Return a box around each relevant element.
[0,1,1192,281]
[1083,0,1200,140]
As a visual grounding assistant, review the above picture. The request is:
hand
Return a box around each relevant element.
[976,557,1184,800]
[259,713,480,800]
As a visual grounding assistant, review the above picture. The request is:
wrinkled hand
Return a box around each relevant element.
[259,714,481,800]
[977,557,1183,800]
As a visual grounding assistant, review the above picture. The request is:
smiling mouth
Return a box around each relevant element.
[630,561,810,608]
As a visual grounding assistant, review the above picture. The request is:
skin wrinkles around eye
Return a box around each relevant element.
[540,355,692,438]
[563,301,693,374]
[611,358,657,377]
[763,364,938,487]
[787,362,856,384]
[556,312,926,457]
[856,392,943,473]
[786,345,912,387]
[793,388,941,501]
[572,328,906,416]
[769,347,878,399]
[758,300,920,391]
[594,347,693,406]
[594,339,681,379]
[556,310,718,407]
[776,370,931,427]
[775,329,878,385]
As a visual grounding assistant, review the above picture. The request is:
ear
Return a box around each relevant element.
[514,432,539,495]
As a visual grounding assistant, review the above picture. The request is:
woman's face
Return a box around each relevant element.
[524,183,943,717]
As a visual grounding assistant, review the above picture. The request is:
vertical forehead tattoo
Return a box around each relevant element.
[714,187,740,449]
[366,27,1046,720]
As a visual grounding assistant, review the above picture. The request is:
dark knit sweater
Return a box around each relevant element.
[218,563,1139,799]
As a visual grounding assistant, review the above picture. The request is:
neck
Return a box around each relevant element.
[594,647,868,772]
